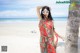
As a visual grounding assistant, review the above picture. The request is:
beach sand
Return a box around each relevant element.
[0,21,79,53]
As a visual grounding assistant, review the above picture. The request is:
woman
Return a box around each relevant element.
[37,6,63,53]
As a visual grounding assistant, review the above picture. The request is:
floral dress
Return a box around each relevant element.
[39,19,56,53]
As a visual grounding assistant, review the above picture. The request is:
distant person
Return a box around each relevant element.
[37,6,63,53]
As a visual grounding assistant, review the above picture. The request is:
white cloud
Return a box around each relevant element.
[0,7,68,18]
[0,8,37,18]
[0,0,69,18]
[52,11,68,17]
[15,0,56,5]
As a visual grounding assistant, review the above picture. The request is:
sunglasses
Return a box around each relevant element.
[42,11,49,14]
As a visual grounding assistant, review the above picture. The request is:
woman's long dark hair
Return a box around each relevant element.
[41,6,53,20]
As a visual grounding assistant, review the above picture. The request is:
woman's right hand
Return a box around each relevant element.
[37,6,43,9]
[54,44,57,49]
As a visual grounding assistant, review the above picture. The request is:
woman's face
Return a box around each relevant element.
[42,8,49,17]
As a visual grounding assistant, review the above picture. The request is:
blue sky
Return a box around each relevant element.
[0,0,70,18]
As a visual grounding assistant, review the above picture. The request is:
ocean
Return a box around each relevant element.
[0,17,67,22]
[0,17,67,21]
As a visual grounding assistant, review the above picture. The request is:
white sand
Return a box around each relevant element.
[0,21,79,53]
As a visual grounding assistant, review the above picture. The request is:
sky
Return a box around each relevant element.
[0,0,70,18]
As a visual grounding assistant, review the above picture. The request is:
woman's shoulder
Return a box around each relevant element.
[39,17,43,20]
[39,19,44,23]
[48,20,53,23]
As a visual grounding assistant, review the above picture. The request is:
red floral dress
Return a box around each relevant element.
[39,19,57,53]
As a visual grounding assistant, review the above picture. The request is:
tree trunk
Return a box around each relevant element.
[65,0,79,53]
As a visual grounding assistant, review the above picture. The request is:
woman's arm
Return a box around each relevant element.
[54,30,64,41]
[36,6,43,19]
[52,28,64,48]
